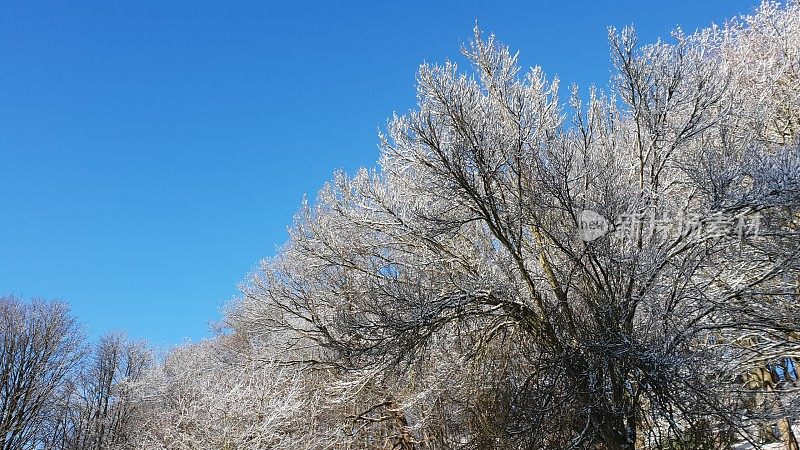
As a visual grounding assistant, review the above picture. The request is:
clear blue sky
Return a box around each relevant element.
[0,1,757,347]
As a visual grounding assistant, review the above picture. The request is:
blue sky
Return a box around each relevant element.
[0,1,757,347]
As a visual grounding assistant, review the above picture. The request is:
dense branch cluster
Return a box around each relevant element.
[2,2,799,449]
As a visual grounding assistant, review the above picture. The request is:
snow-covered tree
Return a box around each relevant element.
[124,336,338,450]
[0,297,83,450]
[230,2,800,448]
[53,333,152,450]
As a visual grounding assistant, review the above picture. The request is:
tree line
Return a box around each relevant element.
[3,1,800,448]
[0,297,150,450]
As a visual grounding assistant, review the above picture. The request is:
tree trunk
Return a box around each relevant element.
[597,410,636,450]
[778,418,799,450]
